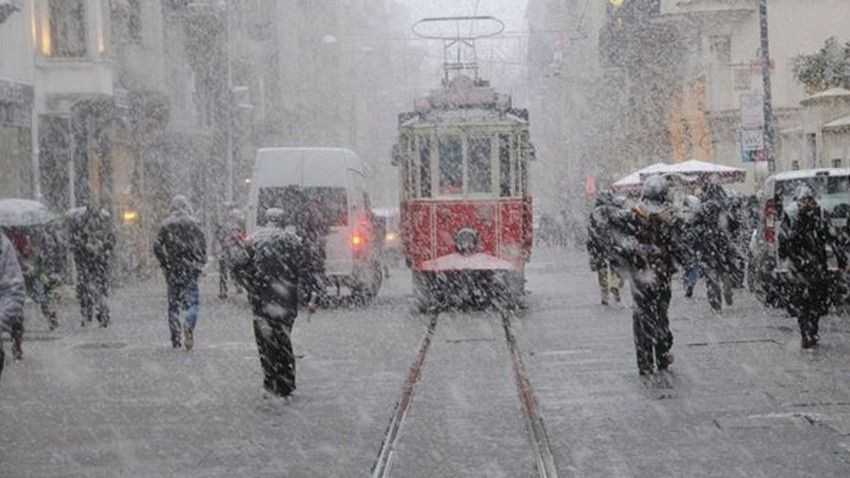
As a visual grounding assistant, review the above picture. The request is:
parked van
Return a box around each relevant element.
[247,147,382,301]
[747,168,850,307]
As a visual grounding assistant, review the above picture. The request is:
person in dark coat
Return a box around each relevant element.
[679,195,702,298]
[66,202,115,327]
[153,195,207,350]
[215,203,246,299]
[232,208,306,398]
[611,176,684,375]
[0,231,25,375]
[692,182,739,311]
[586,191,624,305]
[779,186,848,348]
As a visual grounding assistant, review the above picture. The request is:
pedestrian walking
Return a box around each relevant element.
[779,186,848,349]
[692,182,739,311]
[3,225,61,330]
[153,196,207,350]
[587,191,624,305]
[0,231,25,378]
[215,203,245,299]
[612,176,684,375]
[291,190,329,307]
[66,202,115,327]
[679,195,701,299]
[232,208,306,398]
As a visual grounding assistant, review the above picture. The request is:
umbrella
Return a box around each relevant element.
[612,163,668,194]
[0,199,53,227]
[640,160,746,184]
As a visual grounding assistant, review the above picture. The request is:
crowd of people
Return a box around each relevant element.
[587,176,850,375]
[0,195,327,399]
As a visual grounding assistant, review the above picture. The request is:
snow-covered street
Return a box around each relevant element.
[3,247,850,477]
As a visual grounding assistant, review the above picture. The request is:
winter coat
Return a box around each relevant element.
[232,225,305,323]
[586,204,617,270]
[153,209,207,287]
[216,211,246,260]
[779,203,847,317]
[66,206,115,268]
[613,200,684,286]
[0,233,25,333]
[691,194,739,273]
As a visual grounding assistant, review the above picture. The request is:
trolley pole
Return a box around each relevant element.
[225,0,234,203]
[759,0,776,173]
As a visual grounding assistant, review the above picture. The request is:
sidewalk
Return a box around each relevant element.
[523,248,850,476]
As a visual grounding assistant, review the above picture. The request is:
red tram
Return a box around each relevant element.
[393,24,534,308]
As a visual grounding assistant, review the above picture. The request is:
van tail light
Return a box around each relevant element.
[351,231,368,260]
[763,199,776,244]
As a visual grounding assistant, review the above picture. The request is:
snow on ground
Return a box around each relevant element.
[2,246,850,476]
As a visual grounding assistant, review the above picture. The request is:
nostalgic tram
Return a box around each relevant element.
[393,17,534,309]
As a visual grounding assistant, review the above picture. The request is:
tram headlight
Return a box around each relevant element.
[454,228,479,255]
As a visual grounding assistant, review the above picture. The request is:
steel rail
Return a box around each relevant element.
[371,312,439,478]
[501,311,560,478]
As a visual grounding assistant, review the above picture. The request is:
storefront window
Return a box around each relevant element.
[49,0,87,58]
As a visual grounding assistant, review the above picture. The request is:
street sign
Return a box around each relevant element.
[741,128,764,150]
[740,128,766,163]
[740,94,765,128]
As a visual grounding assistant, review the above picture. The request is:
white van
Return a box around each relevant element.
[247,147,382,301]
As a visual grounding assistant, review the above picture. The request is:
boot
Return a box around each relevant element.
[657,352,674,371]
[11,327,23,361]
[612,288,621,303]
[183,325,194,351]
[637,357,653,376]
[47,311,59,331]
[801,333,818,349]
[724,289,734,306]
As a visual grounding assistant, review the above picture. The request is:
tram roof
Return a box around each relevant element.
[400,107,529,128]
[399,74,529,129]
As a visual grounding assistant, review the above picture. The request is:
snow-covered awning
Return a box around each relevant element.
[822,114,850,132]
[800,87,850,105]
[0,199,53,227]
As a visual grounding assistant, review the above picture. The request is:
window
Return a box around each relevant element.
[128,0,142,42]
[49,0,87,58]
[807,133,817,168]
[468,138,492,194]
[515,134,528,195]
[418,135,431,198]
[438,136,462,195]
[499,134,512,197]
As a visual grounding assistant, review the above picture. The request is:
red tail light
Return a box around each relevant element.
[763,198,776,244]
[351,233,365,247]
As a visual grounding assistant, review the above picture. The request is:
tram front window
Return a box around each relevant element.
[438,136,463,195]
[468,137,492,194]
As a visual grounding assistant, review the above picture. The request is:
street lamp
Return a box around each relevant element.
[758,0,776,173]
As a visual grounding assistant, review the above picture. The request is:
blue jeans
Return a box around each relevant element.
[168,281,199,341]
[684,262,700,289]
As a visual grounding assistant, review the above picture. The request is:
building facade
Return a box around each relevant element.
[598,0,850,190]
[0,1,35,199]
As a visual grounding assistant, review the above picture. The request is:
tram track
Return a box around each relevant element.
[371,308,558,478]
